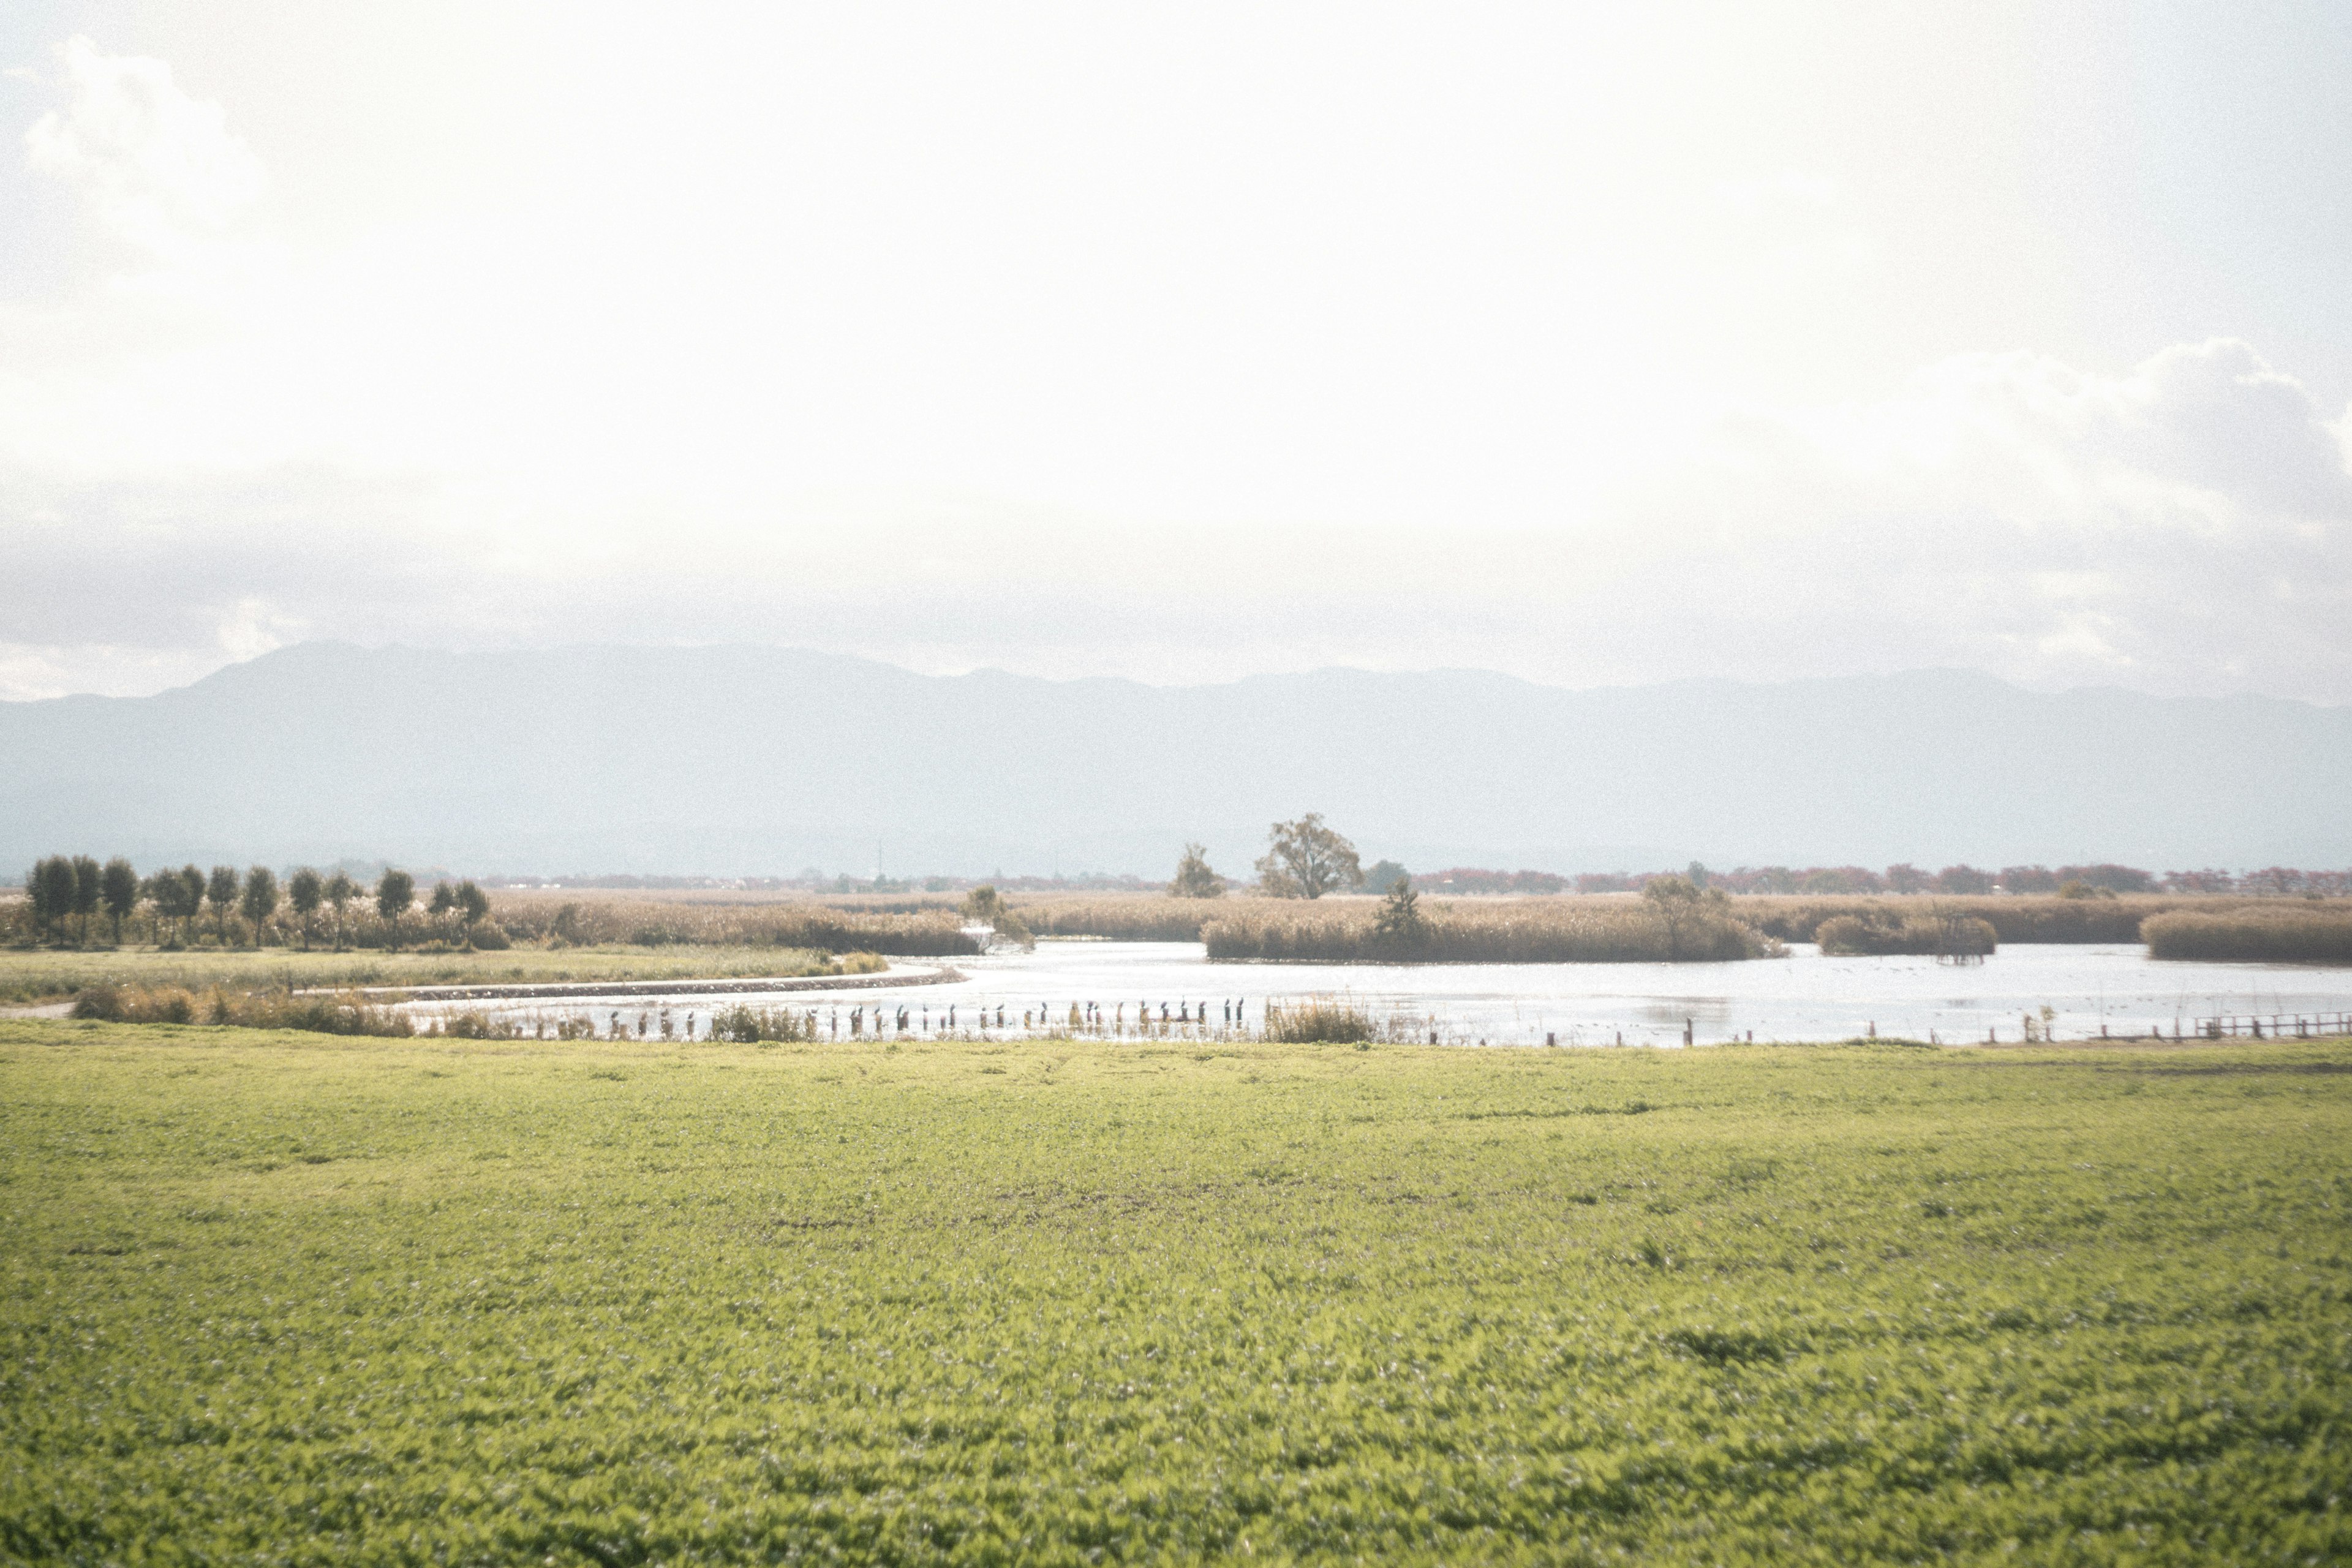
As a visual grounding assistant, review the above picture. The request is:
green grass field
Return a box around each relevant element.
[0,945,843,1006]
[2,1023,2347,1565]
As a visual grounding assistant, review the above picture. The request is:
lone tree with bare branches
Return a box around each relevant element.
[1169,842,1226,899]
[1255,814,1363,900]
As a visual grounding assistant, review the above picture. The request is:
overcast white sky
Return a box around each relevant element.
[2,0,2348,703]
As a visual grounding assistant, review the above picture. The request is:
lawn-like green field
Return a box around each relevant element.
[2,1023,2347,1566]
[0,945,843,1006]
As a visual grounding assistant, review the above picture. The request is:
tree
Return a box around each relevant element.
[1169,843,1225,899]
[1362,859,1408,897]
[70,856,102,944]
[178,866,207,944]
[1372,873,1429,952]
[1642,873,1729,960]
[428,880,458,941]
[376,869,415,950]
[240,867,281,945]
[29,857,77,943]
[1934,864,1994,895]
[206,865,241,943]
[456,880,490,939]
[287,868,323,949]
[101,858,140,945]
[960,884,1004,921]
[1254,814,1363,900]
[1884,863,1932,895]
[323,871,358,949]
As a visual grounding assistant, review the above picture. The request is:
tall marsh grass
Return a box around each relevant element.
[70,983,413,1036]
[488,896,977,956]
[1739,894,2207,945]
[1815,912,1999,959]
[1203,900,1779,963]
[2142,906,2352,964]
[1261,995,1377,1043]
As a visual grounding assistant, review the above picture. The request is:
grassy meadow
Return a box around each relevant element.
[3,1022,2349,1564]
[0,944,846,1007]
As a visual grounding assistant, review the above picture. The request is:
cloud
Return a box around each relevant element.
[23,36,265,257]
[1635,339,2352,695]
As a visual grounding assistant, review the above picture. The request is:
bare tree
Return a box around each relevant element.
[1254,814,1363,900]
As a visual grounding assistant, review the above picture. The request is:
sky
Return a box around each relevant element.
[1,0,2348,704]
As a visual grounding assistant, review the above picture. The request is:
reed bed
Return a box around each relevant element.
[704,1003,826,1042]
[2142,905,2352,964]
[1014,895,1276,943]
[1203,900,1779,963]
[993,892,2260,949]
[1735,894,2230,945]
[1261,995,1376,1043]
[70,983,413,1036]
[488,895,977,956]
[1814,913,1999,959]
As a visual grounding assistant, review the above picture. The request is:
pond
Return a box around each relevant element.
[403,940,2352,1046]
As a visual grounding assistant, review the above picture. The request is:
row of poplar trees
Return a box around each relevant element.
[21,856,487,949]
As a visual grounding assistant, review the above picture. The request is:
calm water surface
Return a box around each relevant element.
[407,940,2352,1046]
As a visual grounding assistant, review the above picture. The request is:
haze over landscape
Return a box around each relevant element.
[2,1,2349,715]
[6,641,2349,876]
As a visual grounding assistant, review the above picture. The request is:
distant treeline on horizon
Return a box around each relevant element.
[14,861,2352,903]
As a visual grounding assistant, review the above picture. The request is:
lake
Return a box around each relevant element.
[405,940,2352,1045]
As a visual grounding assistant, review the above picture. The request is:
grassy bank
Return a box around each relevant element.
[0,944,843,1007]
[2143,905,2352,963]
[1204,898,1779,962]
[4,1022,2346,1564]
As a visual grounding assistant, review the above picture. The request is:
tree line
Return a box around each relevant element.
[19,856,495,950]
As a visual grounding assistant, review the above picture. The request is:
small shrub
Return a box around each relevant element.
[707,1004,821,1043]
[1262,995,1379,1043]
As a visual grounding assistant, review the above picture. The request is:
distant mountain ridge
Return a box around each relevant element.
[2,643,2346,875]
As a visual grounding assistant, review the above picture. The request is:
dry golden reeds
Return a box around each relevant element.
[1202,900,1778,963]
[2141,905,2352,963]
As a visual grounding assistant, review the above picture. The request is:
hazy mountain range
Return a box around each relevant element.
[2,643,2346,877]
